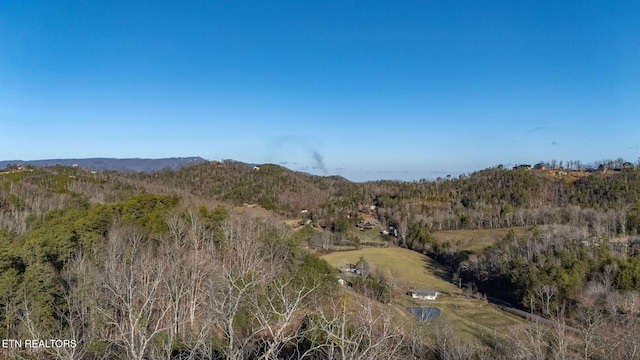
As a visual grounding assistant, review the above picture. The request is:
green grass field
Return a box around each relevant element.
[425,294,525,342]
[352,227,388,244]
[321,247,459,292]
[430,226,538,252]
[323,246,527,343]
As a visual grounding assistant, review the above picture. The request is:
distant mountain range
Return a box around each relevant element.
[0,157,208,172]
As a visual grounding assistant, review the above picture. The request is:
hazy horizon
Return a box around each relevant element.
[2,1,638,182]
[2,155,636,183]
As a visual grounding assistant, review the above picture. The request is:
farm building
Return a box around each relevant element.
[357,220,375,230]
[410,288,439,300]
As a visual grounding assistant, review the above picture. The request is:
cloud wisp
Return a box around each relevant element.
[526,127,548,134]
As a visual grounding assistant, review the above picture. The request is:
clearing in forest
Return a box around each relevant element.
[323,247,527,342]
[430,225,573,252]
[430,226,540,252]
[422,294,526,341]
[321,247,458,293]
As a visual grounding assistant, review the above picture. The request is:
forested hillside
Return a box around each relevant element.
[1,161,640,359]
[0,157,207,172]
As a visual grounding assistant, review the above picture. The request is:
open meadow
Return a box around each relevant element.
[322,246,528,343]
[321,247,459,292]
[396,293,527,343]
[429,226,562,252]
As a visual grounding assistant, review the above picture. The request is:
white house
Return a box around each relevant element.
[410,288,438,300]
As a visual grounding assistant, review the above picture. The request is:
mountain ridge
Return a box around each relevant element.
[0,156,208,172]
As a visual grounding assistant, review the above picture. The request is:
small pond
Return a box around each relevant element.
[406,307,441,321]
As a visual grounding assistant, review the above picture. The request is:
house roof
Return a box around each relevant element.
[412,288,438,297]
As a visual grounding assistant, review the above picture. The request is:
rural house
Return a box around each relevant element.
[410,288,439,300]
[534,162,546,170]
[622,162,635,170]
[357,220,375,230]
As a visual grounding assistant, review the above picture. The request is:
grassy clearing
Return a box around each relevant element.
[323,246,527,343]
[430,227,532,252]
[321,247,458,292]
[432,295,525,341]
[396,292,526,342]
[430,225,576,252]
[350,227,387,244]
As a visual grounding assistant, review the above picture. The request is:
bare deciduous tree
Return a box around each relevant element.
[308,293,405,360]
[203,215,273,359]
[535,284,558,316]
[251,275,320,360]
[94,227,171,360]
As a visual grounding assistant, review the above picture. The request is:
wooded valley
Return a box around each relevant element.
[1,159,640,359]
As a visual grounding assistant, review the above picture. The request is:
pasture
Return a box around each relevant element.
[430,226,534,252]
[322,246,528,342]
[421,294,526,342]
[430,225,578,252]
[321,247,458,292]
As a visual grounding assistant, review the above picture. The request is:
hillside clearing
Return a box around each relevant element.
[428,294,526,341]
[430,228,523,252]
[430,225,569,252]
[321,247,458,292]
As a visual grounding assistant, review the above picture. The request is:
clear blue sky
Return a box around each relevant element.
[2,1,639,182]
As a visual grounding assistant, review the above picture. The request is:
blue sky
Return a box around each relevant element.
[1,1,639,182]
